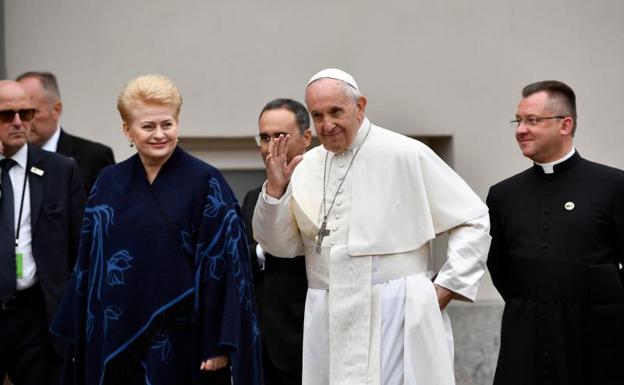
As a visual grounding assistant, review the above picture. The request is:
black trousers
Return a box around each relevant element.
[263,344,302,385]
[0,285,60,385]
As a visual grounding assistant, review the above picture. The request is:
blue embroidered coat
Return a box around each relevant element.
[52,147,262,385]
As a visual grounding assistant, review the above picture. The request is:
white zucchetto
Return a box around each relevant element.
[307,68,359,92]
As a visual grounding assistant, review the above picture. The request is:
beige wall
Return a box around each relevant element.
[5,0,624,300]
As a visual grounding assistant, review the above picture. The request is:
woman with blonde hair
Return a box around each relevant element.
[52,74,262,385]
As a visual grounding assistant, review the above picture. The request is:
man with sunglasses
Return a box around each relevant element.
[0,80,84,385]
[241,99,311,385]
[487,80,624,385]
[17,71,114,193]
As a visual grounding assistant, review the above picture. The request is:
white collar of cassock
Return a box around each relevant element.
[535,147,576,174]
[346,117,370,152]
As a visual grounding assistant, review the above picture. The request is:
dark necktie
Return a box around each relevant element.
[0,158,17,302]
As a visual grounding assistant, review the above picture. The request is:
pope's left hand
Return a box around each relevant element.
[200,355,229,371]
[434,284,455,310]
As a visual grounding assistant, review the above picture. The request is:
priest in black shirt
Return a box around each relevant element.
[487,80,624,385]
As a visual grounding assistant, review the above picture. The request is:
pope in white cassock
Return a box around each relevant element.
[252,68,492,385]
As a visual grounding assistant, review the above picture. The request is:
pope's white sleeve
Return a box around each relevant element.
[252,181,305,258]
[433,213,491,302]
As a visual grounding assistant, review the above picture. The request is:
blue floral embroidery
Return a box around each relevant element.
[81,204,123,342]
[74,268,87,296]
[84,205,114,301]
[203,179,226,218]
[85,310,95,343]
[251,315,261,340]
[238,277,253,312]
[180,229,195,255]
[195,177,260,341]
[81,216,92,235]
[103,305,122,335]
[88,175,102,200]
[207,248,227,281]
[106,250,134,286]
[151,333,173,365]
[195,210,239,282]
[137,360,153,385]
[227,224,243,279]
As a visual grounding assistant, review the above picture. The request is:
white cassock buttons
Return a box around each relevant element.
[564,201,575,211]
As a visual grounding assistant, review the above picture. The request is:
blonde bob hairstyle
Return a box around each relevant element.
[117,74,182,123]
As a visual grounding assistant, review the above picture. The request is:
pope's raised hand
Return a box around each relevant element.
[265,134,303,199]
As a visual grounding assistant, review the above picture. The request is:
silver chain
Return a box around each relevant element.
[321,122,372,223]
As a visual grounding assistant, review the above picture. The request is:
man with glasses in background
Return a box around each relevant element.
[487,80,624,385]
[241,98,310,385]
[0,80,84,385]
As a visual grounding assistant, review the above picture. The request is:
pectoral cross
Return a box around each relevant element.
[315,220,331,253]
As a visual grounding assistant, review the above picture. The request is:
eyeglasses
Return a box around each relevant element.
[0,109,37,123]
[509,115,566,128]
[254,132,290,147]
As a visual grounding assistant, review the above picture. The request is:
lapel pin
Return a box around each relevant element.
[30,166,44,176]
[564,201,575,211]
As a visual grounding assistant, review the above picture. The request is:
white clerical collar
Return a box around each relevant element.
[346,117,370,151]
[0,143,28,169]
[536,147,576,174]
[42,125,62,152]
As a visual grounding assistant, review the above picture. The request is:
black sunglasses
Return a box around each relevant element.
[0,109,36,123]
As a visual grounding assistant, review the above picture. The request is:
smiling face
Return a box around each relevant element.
[515,91,574,163]
[123,102,178,167]
[305,78,366,154]
[0,81,34,157]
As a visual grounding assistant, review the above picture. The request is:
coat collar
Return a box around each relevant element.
[56,128,73,156]
[26,144,44,230]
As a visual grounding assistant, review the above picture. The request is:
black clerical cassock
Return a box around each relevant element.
[487,152,624,385]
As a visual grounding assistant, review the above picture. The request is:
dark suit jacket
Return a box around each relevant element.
[56,129,115,193]
[27,144,85,329]
[242,186,307,371]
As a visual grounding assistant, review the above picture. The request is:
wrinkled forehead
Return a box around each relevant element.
[0,86,32,110]
[306,78,352,103]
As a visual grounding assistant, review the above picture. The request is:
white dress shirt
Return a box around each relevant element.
[41,125,62,152]
[1,144,37,290]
